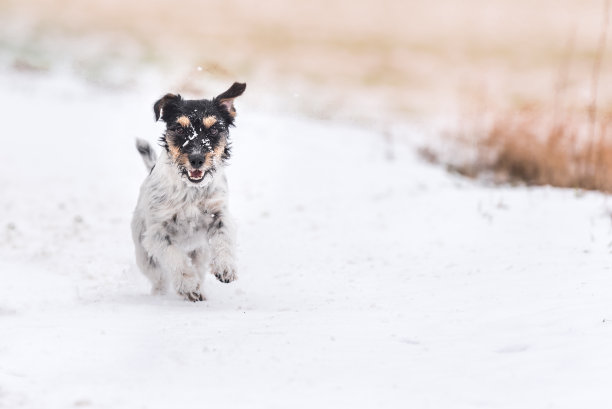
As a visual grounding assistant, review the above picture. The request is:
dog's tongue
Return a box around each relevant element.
[189,169,203,179]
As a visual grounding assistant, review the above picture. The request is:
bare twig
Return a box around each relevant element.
[586,0,610,173]
[553,26,576,128]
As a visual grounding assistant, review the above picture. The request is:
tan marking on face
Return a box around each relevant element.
[168,142,180,160]
[204,153,214,168]
[167,137,189,167]
[176,116,190,127]
[203,139,227,168]
[213,140,226,158]
[203,116,217,128]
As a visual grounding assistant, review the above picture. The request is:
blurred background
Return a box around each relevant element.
[2,0,611,124]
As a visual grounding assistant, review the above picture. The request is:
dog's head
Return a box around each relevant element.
[153,82,246,184]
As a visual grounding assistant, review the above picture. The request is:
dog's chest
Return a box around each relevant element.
[162,201,212,246]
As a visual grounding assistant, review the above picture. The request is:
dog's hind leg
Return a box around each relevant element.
[146,258,168,295]
[132,216,169,294]
[187,249,209,300]
[134,240,168,295]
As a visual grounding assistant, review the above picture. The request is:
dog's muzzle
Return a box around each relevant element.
[187,154,205,181]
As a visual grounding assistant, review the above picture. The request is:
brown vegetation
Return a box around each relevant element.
[444,107,612,192]
[426,0,612,192]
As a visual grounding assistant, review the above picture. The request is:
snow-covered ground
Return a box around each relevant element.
[1,71,612,409]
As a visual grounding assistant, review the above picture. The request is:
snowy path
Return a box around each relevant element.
[1,73,612,408]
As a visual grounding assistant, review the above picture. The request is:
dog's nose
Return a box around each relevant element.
[188,154,205,168]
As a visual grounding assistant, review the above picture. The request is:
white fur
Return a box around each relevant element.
[131,146,237,301]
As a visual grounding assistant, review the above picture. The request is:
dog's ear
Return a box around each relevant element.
[214,82,246,117]
[153,93,182,122]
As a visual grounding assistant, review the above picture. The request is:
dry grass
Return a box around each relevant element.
[423,0,612,192]
[444,107,612,192]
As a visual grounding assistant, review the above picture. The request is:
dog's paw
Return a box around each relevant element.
[183,291,205,302]
[213,268,237,283]
[177,280,205,302]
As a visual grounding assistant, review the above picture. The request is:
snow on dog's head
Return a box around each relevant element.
[153,82,246,185]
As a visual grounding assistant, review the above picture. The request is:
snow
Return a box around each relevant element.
[1,70,612,409]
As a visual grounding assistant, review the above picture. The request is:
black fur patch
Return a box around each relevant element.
[215,82,247,101]
[208,212,224,234]
[163,219,178,236]
[154,94,182,122]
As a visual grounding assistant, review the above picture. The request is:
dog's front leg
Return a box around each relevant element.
[207,209,238,283]
[143,233,203,301]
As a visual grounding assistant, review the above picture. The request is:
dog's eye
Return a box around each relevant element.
[210,128,218,135]
[174,127,187,136]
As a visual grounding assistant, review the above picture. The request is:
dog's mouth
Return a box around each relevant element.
[180,166,215,184]
[187,169,204,182]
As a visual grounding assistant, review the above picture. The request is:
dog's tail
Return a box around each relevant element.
[135,138,157,172]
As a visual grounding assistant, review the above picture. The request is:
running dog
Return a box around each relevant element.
[131,82,246,301]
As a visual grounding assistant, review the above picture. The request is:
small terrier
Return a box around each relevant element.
[131,82,246,301]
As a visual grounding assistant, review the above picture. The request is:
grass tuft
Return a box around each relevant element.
[427,0,612,193]
[443,107,612,192]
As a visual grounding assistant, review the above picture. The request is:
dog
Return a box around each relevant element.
[131,82,246,301]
